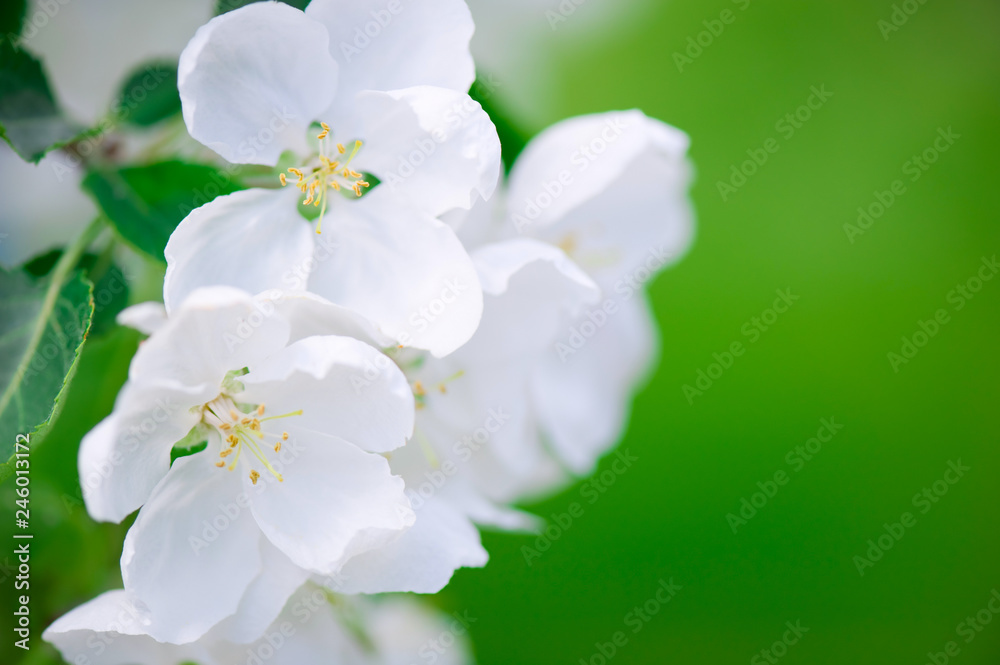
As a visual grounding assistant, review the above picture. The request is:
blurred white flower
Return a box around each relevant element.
[79,286,415,643]
[449,110,695,475]
[44,586,474,665]
[167,0,502,356]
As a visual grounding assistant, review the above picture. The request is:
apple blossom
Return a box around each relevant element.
[166,0,502,356]
[448,109,695,474]
[44,586,473,665]
[79,286,416,643]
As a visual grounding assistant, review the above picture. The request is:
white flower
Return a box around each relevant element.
[270,238,601,595]
[166,0,502,356]
[44,586,474,665]
[450,110,695,474]
[79,286,415,643]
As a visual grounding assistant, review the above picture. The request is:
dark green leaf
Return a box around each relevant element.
[83,161,243,261]
[215,0,309,15]
[0,269,94,482]
[0,0,25,37]
[0,38,82,162]
[113,61,181,128]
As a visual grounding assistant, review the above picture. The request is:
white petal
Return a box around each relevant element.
[131,286,291,390]
[306,0,474,118]
[335,497,487,594]
[43,590,213,665]
[23,0,215,125]
[506,110,694,288]
[267,291,396,349]
[78,382,208,523]
[116,301,167,336]
[163,187,313,313]
[467,238,599,359]
[532,293,657,473]
[121,455,265,644]
[178,2,338,165]
[212,586,366,665]
[306,190,483,357]
[245,432,414,576]
[0,145,95,269]
[215,539,309,645]
[353,86,501,217]
[240,335,414,453]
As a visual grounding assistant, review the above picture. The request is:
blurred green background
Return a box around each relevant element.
[3,0,1000,663]
[446,1,1000,664]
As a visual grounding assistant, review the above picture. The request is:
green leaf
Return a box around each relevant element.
[215,0,308,15]
[170,423,212,464]
[0,270,94,482]
[0,37,82,162]
[113,61,181,128]
[0,0,25,37]
[83,161,244,262]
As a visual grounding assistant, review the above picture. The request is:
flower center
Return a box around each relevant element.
[201,395,302,485]
[280,122,371,235]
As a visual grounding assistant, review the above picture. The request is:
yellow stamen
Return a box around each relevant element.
[279,173,287,186]
[250,470,260,485]
[274,441,282,452]
[257,404,266,416]
[215,461,225,467]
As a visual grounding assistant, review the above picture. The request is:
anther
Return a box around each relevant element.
[250,470,260,485]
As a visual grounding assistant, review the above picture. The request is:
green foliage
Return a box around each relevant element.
[0,270,93,482]
[83,161,243,262]
[113,61,181,128]
[0,38,81,162]
[215,0,309,16]
[0,0,25,37]
[470,75,528,174]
